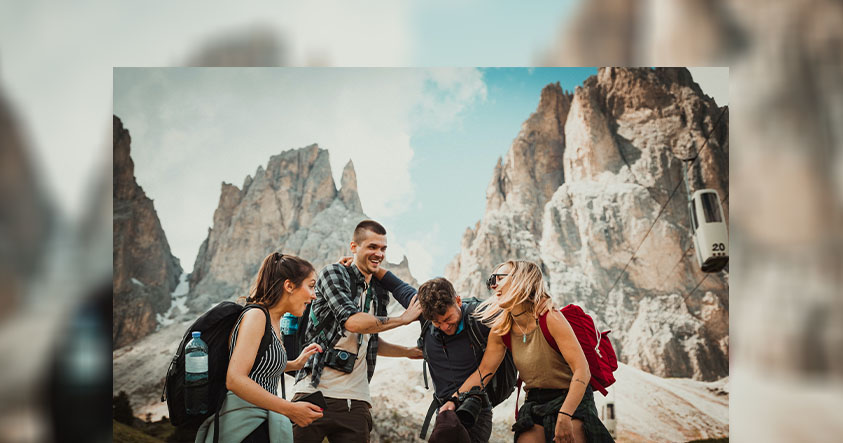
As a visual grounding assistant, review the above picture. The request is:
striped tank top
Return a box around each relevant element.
[228,308,287,395]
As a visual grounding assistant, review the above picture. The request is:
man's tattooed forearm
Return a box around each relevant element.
[575,378,587,386]
[376,316,389,326]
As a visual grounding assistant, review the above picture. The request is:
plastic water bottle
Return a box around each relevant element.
[280,313,299,336]
[185,331,209,415]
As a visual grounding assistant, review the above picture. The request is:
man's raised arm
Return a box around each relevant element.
[343,295,421,334]
[375,268,417,309]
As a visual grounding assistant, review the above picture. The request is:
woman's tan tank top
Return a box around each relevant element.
[511,322,573,390]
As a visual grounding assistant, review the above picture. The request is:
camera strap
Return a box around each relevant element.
[355,285,374,352]
[419,396,440,439]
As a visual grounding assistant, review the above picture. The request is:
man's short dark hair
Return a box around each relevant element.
[353,219,387,244]
[417,278,458,321]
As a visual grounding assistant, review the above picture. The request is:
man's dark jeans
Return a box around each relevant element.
[292,395,372,443]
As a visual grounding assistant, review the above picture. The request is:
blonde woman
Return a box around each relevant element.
[441,260,613,443]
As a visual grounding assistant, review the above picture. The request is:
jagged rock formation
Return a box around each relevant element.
[187,145,416,312]
[113,116,183,349]
[0,88,53,319]
[446,68,729,381]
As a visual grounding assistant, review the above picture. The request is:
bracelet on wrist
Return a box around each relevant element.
[558,411,573,419]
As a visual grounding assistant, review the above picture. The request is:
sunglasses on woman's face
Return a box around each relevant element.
[486,273,509,290]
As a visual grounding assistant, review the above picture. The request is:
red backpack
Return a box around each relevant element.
[502,304,617,418]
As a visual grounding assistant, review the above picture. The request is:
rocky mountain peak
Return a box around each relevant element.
[113,117,136,201]
[113,116,183,349]
[485,82,572,219]
[340,159,363,213]
[449,69,729,381]
[537,81,574,124]
[187,145,416,312]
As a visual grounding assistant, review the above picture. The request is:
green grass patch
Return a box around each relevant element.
[113,420,164,443]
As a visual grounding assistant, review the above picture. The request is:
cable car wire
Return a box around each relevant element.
[659,241,695,290]
[682,273,712,306]
[657,190,728,291]
[605,107,728,298]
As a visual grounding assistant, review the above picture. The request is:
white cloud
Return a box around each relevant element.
[416,68,488,130]
[386,223,442,283]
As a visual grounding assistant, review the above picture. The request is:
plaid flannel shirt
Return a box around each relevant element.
[294,263,390,388]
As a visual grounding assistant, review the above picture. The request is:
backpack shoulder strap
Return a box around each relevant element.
[419,396,440,440]
[244,304,273,358]
[419,319,433,390]
[465,318,487,365]
[417,320,440,441]
[462,299,488,348]
[345,265,358,294]
[537,310,559,353]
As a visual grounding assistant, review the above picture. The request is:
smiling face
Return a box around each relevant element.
[351,229,387,276]
[287,271,317,317]
[431,298,463,336]
[489,263,513,298]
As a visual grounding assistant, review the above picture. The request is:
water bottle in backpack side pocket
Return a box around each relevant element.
[184,331,209,415]
[280,313,298,336]
[280,313,300,361]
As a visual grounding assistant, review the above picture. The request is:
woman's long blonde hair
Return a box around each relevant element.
[474,260,554,336]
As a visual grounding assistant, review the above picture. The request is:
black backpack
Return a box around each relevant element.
[417,298,518,438]
[161,301,271,438]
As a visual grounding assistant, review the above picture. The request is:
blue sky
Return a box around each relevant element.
[114,67,725,282]
[382,68,597,279]
[409,1,578,65]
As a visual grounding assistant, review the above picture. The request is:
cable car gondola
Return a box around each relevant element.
[688,189,729,273]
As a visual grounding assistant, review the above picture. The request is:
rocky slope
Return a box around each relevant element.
[446,68,729,381]
[113,116,183,349]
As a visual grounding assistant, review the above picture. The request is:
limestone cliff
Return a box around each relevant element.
[113,116,183,349]
[447,68,729,380]
[187,146,414,312]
